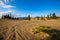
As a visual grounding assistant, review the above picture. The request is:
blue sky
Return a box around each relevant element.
[0,0,60,17]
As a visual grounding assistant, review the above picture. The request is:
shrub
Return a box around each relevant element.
[32,26,60,40]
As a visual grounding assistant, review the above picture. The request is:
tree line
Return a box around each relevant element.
[2,12,58,20]
[35,12,57,20]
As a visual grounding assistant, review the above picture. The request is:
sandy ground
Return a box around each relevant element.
[0,19,60,40]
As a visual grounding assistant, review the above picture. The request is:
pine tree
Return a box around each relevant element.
[50,13,52,19]
[41,16,44,20]
[28,15,31,21]
[47,15,50,20]
[52,12,57,19]
[43,16,45,20]
[36,16,40,20]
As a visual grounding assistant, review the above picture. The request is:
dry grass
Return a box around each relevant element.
[0,19,60,40]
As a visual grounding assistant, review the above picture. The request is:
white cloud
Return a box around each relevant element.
[1,0,12,3]
[1,0,9,3]
[0,10,13,15]
[0,0,15,8]
[3,0,10,3]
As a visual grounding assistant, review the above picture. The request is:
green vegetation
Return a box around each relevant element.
[41,16,44,20]
[1,12,59,20]
[27,15,31,21]
[32,26,60,40]
[52,12,57,19]
[47,15,50,20]
[47,12,57,19]
[32,26,51,34]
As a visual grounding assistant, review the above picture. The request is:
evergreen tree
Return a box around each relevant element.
[41,16,44,20]
[36,16,40,20]
[27,15,31,21]
[50,13,52,19]
[52,12,57,19]
[47,15,50,20]
[43,16,45,20]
